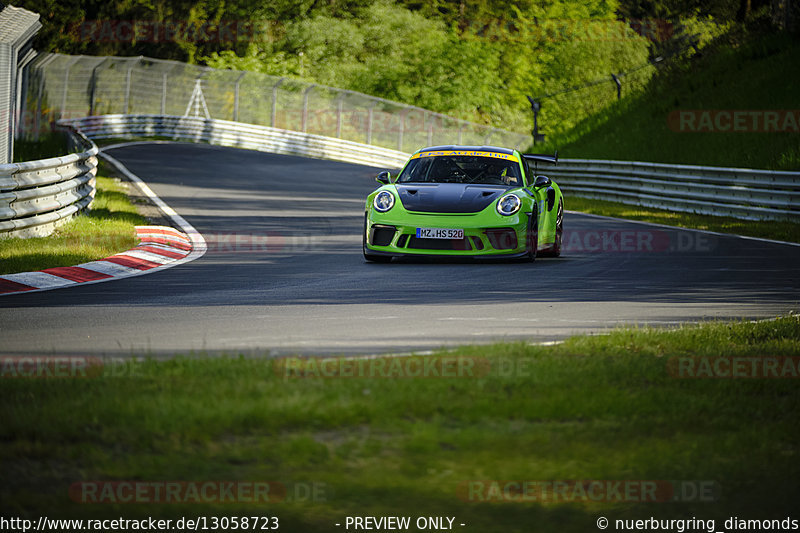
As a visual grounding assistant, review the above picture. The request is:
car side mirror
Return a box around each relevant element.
[534,176,551,189]
[376,171,391,185]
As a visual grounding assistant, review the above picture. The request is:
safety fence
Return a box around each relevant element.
[20,53,531,153]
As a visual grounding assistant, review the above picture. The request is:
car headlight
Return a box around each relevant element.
[373,191,395,212]
[496,193,521,216]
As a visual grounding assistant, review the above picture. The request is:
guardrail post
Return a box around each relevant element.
[233,71,246,122]
[336,93,344,138]
[60,56,81,118]
[302,85,315,133]
[271,78,284,128]
[458,121,466,145]
[397,109,412,151]
[34,55,57,140]
[484,127,496,145]
[123,59,135,114]
[89,57,110,116]
[160,72,168,115]
[366,101,376,145]
[160,63,179,115]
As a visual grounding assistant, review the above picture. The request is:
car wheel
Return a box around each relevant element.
[363,213,392,263]
[523,205,538,262]
[541,200,563,257]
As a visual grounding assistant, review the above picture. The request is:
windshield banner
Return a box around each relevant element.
[411,150,519,162]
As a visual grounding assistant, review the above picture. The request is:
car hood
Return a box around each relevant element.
[394,183,511,213]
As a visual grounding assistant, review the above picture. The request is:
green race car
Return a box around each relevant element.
[363,145,564,262]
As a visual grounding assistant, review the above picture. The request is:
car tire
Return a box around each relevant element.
[363,213,392,263]
[540,200,563,258]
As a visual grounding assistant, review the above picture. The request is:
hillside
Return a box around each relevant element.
[552,31,800,170]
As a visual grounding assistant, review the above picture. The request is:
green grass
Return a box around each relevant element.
[546,31,800,170]
[567,196,800,244]
[2,317,798,530]
[0,167,146,275]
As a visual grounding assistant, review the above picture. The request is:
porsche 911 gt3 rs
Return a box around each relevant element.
[363,145,564,262]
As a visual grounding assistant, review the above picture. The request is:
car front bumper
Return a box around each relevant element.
[365,211,530,258]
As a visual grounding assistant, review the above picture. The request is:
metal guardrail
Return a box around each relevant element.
[548,159,800,221]
[62,114,411,169]
[55,114,800,224]
[0,126,97,238]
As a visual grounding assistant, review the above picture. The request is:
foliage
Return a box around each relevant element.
[204,1,654,132]
[18,0,655,133]
[18,0,788,140]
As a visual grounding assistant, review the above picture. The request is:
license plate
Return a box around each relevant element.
[416,227,464,239]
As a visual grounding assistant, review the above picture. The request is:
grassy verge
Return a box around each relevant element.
[546,32,800,170]
[567,196,800,244]
[543,29,800,244]
[0,164,147,275]
[2,317,798,530]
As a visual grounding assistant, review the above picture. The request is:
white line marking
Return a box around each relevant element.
[566,210,800,248]
[531,340,565,346]
[100,150,207,263]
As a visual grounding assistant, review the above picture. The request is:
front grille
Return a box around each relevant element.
[406,236,472,251]
[485,229,518,250]
[370,225,396,246]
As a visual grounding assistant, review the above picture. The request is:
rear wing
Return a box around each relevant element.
[523,151,558,166]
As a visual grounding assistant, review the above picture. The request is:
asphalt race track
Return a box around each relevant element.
[1,143,798,356]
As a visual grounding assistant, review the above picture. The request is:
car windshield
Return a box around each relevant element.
[397,155,522,187]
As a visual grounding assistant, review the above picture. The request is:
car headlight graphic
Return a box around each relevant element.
[496,193,521,216]
[373,191,395,212]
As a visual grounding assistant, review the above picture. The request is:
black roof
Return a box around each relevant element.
[417,145,516,155]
